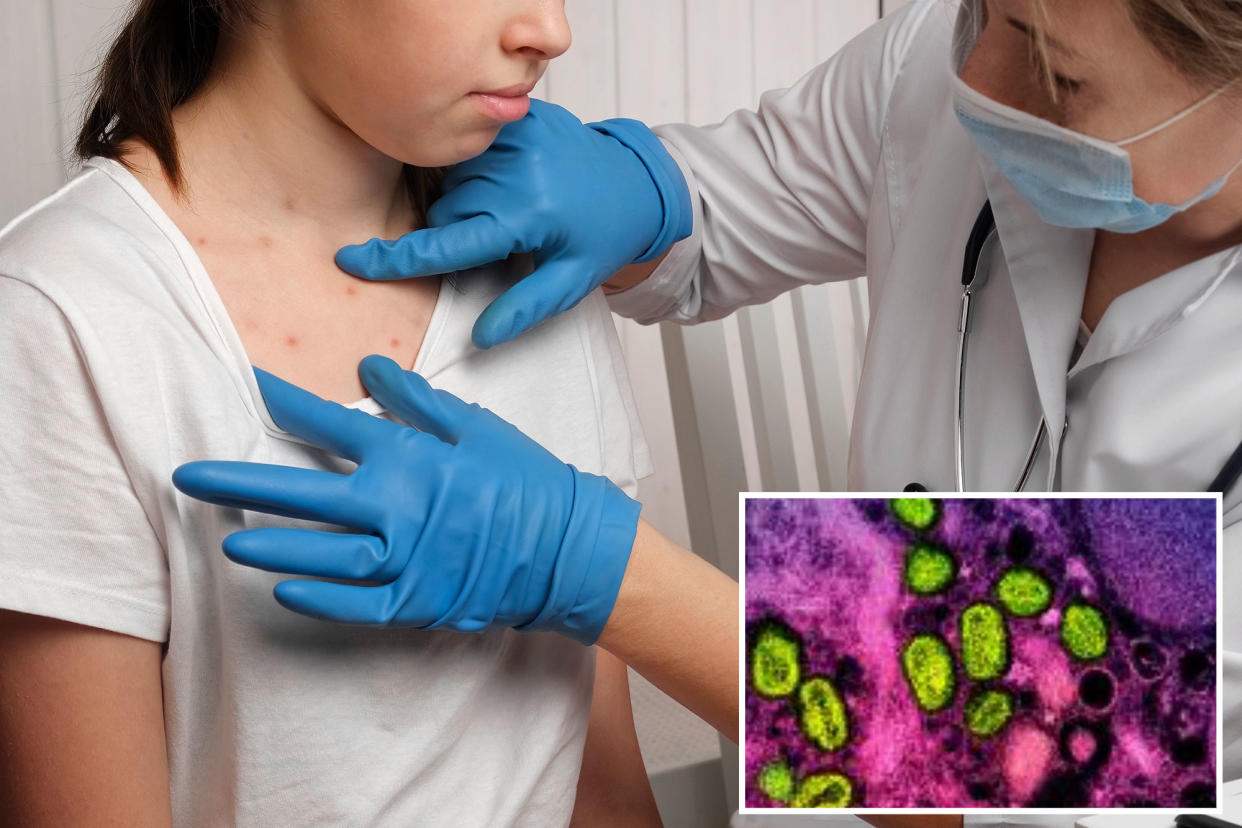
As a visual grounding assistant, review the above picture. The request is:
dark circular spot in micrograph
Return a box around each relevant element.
[985,543,1003,563]
[1079,669,1115,709]
[1171,734,1208,767]
[1180,649,1213,691]
[969,781,995,801]
[836,655,864,694]
[1006,525,1035,563]
[970,500,996,522]
[1059,718,1112,771]
[861,500,888,523]
[1017,689,1039,711]
[1030,772,1089,807]
[941,725,963,754]
[1180,780,1216,807]
[902,603,951,632]
[1127,799,1161,808]
[1109,605,1143,639]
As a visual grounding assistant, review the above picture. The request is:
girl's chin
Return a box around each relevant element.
[388,126,502,168]
[442,127,506,165]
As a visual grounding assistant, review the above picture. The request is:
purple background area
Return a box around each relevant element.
[744,497,1217,810]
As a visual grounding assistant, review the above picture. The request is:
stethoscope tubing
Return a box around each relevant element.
[954,200,1234,496]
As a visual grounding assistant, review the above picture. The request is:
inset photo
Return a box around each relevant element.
[741,495,1221,814]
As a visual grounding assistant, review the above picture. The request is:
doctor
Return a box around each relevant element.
[174,0,1242,817]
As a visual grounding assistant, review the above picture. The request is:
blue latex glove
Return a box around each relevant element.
[171,356,642,645]
[335,99,692,350]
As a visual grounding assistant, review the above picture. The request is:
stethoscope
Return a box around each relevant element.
[909,200,1242,496]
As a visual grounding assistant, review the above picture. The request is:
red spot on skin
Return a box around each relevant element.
[196,236,207,245]
[345,286,357,295]
[285,335,298,347]
[390,338,401,347]
[283,197,295,211]
[258,235,272,247]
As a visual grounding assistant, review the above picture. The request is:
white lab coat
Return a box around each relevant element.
[605,0,1242,822]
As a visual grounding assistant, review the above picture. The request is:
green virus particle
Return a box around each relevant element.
[960,602,1010,681]
[791,772,854,808]
[798,676,851,752]
[750,621,801,699]
[756,760,796,803]
[995,567,1054,617]
[901,633,956,712]
[964,688,1014,738]
[904,542,957,595]
[1061,603,1109,661]
[890,497,941,531]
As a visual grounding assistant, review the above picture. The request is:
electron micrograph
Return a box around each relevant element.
[744,497,1218,809]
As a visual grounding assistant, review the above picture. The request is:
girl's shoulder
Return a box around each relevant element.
[0,157,192,312]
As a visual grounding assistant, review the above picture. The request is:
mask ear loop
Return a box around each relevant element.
[1116,84,1230,146]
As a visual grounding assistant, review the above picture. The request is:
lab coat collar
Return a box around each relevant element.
[979,157,1094,489]
[1068,242,1242,379]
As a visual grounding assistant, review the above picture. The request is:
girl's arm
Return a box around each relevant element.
[596,519,739,742]
[571,650,662,826]
[0,610,172,827]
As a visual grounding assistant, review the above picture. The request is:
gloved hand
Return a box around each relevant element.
[171,355,642,645]
[335,99,693,350]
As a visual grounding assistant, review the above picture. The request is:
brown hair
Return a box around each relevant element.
[1028,0,1242,94]
[75,0,443,217]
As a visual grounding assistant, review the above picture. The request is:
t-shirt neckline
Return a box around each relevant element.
[82,155,455,443]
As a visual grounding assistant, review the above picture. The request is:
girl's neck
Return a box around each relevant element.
[159,26,419,247]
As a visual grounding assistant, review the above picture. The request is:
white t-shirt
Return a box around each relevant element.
[0,156,654,827]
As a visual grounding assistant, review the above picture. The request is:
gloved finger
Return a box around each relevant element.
[222,527,400,582]
[273,578,436,627]
[471,258,592,350]
[358,355,479,445]
[441,157,497,192]
[424,177,500,227]
[335,215,517,281]
[173,461,377,530]
[254,366,398,464]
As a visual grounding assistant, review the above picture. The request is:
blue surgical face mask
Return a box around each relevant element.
[950,10,1240,234]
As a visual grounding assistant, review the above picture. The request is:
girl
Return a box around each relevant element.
[0,1,662,825]
[178,0,1240,822]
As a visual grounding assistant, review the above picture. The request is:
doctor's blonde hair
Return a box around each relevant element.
[1026,0,1242,93]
